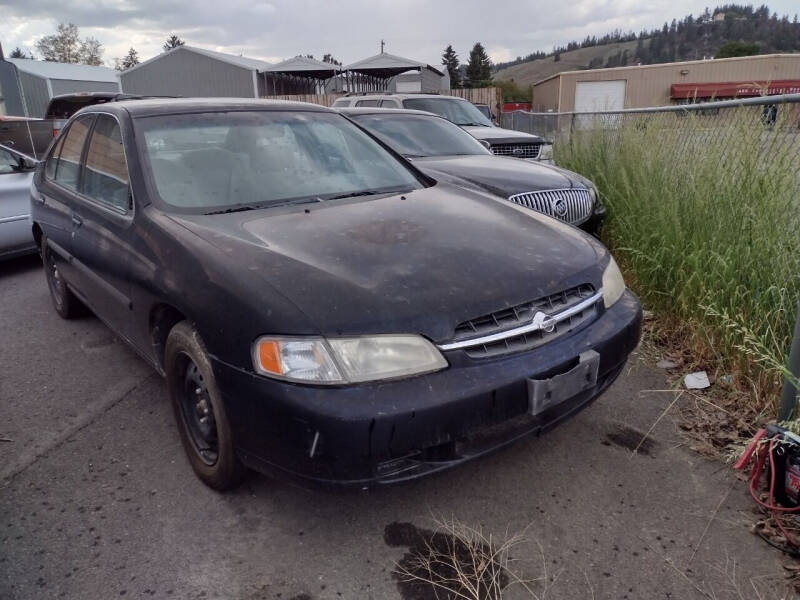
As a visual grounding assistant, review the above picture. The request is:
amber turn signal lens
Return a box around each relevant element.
[256,340,283,375]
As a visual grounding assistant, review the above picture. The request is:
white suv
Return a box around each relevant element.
[332,93,552,162]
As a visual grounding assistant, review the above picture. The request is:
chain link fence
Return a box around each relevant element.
[504,95,800,410]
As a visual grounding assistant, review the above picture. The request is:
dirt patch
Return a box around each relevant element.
[603,424,656,456]
[385,521,510,600]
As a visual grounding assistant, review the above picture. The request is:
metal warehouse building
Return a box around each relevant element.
[532,53,800,112]
[120,46,277,97]
[0,57,121,117]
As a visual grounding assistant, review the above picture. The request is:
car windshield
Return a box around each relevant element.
[136,110,423,213]
[403,98,494,127]
[351,113,489,158]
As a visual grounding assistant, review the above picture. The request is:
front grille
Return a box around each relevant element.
[490,142,542,159]
[508,188,593,225]
[447,284,599,359]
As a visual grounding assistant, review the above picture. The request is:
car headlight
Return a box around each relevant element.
[252,334,448,384]
[602,256,626,308]
[538,143,553,160]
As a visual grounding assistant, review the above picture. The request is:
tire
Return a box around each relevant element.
[165,321,246,490]
[41,236,84,319]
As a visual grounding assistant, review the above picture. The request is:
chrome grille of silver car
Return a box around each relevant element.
[508,188,593,225]
[490,143,542,159]
[441,284,600,358]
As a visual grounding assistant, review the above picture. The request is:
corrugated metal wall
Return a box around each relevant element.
[120,50,257,97]
[18,71,49,118]
[388,69,445,93]
[535,54,800,112]
[50,79,120,97]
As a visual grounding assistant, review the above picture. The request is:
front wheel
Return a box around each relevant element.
[165,321,246,490]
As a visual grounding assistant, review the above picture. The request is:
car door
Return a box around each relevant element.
[69,113,134,341]
[0,146,35,256]
[35,114,95,283]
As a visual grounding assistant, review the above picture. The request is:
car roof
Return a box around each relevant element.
[79,97,335,118]
[340,93,468,101]
[337,107,442,118]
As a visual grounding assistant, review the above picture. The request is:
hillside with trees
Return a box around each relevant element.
[495,4,800,87]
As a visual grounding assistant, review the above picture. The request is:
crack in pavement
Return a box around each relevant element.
[1,371,160,485]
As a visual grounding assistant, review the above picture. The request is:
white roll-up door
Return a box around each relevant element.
[574,80,626,112]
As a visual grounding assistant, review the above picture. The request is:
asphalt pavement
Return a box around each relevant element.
[0,254,790,599]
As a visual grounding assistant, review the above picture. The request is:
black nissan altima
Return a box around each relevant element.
[340,107,606,233]
[30,99,641,490]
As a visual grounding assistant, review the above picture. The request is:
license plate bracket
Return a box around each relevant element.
[527,350,600,416]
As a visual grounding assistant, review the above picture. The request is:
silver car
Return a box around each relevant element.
[0,144,37,260]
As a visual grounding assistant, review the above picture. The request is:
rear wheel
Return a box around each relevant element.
[41,236,83,319]
[165,321,246,490]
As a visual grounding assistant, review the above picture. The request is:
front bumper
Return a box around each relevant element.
[213,290,642,488]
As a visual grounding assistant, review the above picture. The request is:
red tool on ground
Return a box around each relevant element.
[735,425,800,552]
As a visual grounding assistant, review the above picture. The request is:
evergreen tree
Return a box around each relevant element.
[465,42,492,87]
[163,35,185,51]
[441,44,460,88]
[115,47,140,71]
[9,47,27,58]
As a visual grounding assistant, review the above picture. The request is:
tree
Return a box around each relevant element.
[715,40,760,58]
[322,53,340,66]
[79,37,104,66]
[163,34,185,51]
[115,47,140,71]
[441,44,460,88]
[465,42,492,88]
[9,47,27,59]
[36,22,82,63]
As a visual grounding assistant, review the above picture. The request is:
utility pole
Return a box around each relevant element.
[380,39,385,53]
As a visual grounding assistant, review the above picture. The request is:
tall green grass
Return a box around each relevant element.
[556,107,800,409]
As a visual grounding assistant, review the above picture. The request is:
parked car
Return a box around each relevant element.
[340,107,605,233]
[31,99,641,490]
[45,92,154,138]
[0,143,37,260]
[473,102,497,124]
[0,116,53,159]
[332,93,552,162]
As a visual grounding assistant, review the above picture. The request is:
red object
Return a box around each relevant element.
[671,79,800,99]
[502,102,531,112]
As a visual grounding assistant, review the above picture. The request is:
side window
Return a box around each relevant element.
[355,99,380,107]
[379,100,400,108]
[54,116,92,191]
[44,134,65,180]
[0,148,18,175]
[83,115,130,211]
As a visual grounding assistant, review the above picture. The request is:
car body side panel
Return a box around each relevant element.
[0,171,36,258]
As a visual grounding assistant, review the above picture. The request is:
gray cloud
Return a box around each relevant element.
[2,0,798,68]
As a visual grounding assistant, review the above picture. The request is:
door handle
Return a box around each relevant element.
[71,214,83,228]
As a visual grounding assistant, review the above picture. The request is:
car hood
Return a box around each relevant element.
[169,184,603,343]
[411,155,582,198]
[462,125,545,144]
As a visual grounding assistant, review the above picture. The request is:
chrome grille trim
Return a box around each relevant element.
[438,290,603,352]
[490,143,542,159]
[508,188,593,225]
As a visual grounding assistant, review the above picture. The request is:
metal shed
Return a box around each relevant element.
[120,45,274,98]
[265,56,340,95]
[0,57,120,117]
[331,52,445,93]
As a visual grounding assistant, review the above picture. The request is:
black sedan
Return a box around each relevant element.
[31,99,640,490]
[340,107,605,233]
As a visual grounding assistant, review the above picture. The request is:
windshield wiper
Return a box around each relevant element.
[205,204,264,215]
[326,189,402,201]
[458,122,490,127]
[205,197,323,215]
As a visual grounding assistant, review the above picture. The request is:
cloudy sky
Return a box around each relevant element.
[1,0,798,68]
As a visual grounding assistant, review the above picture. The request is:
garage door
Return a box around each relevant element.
[574,80,626,112]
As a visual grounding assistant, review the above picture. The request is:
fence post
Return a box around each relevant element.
[779,302,800,421]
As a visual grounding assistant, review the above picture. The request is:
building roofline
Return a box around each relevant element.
[532,53,800,87]
[119,45,272,77]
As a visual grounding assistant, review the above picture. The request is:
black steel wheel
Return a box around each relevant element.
[165,321,246,490]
